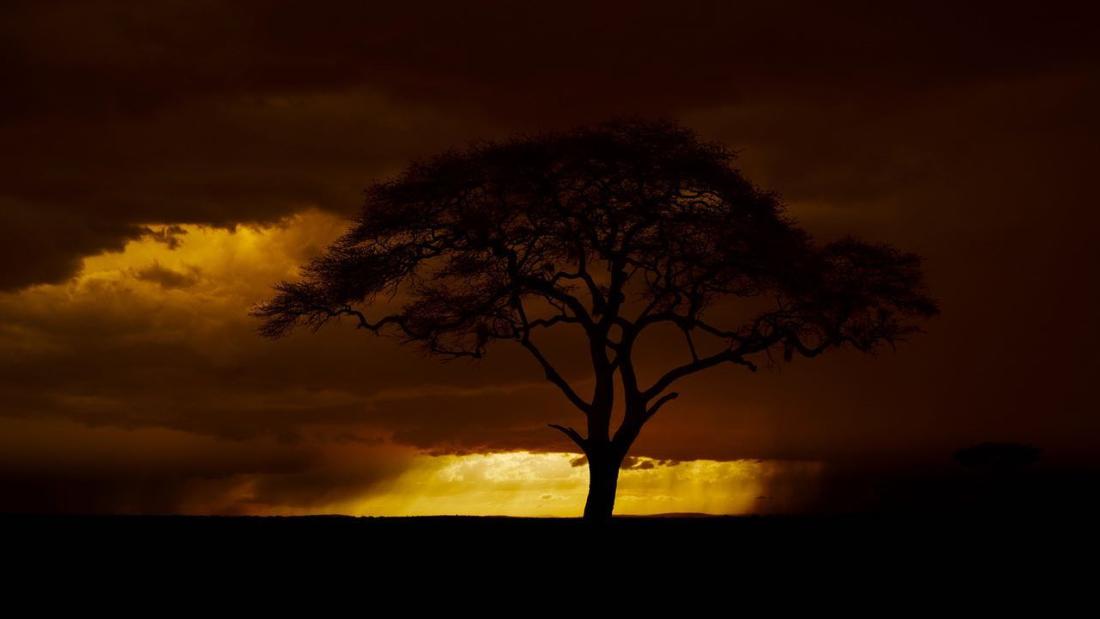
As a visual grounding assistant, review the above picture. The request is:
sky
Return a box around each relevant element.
[1,1,1098,515]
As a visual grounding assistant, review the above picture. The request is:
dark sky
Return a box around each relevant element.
[1,1,1097,514]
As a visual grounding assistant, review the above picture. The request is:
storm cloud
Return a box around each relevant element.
[1,1,1098,513]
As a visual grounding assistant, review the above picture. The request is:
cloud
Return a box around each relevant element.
[350,452,825,517]
[140,225,189,250]
[133,263,200,289]
[2,1,1096,289]
[0,212,595,454]
[0,89,494,289]
[1,198,1098,467]
[0,415,828,516]
[0,416,417,514]
[1,1,1099,513]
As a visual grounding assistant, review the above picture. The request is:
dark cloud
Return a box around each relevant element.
[0,197,144,289]
[0,1,1098,512]
[4,1,1094,118]
[141,225,188,250]
[2,1,1096,287]
[0,414,420,514]
[134,263,199,289]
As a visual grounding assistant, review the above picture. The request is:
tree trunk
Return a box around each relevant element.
[583,444,623,522]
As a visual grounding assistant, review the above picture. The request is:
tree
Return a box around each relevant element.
[253,119,938,521]
[955,443,1041,472]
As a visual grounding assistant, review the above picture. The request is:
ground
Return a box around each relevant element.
[5,513,1094,603]
[7,511,1095,560]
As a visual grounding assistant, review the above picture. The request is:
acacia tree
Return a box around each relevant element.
[253,120,937,521]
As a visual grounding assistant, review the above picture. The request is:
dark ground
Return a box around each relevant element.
[6,511,1096,561]
[4,512,1095,604]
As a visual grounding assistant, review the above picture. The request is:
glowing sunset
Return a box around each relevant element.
[2,2,1098,572]
[2,212,827,516]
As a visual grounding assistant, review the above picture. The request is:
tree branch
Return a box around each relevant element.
[548,424,588,451]
[341,307,407,334]
[520,338,593,414]
[519,275,596,329]
[642,345,762,401]
[643,391,679,422]
[551,252,605,315]
[512,296,593,415]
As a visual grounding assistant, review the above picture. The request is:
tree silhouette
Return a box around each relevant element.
[253,120,937,521]
[955,443,1040,472]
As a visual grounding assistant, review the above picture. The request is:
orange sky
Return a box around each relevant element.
[1,1,1098,515]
